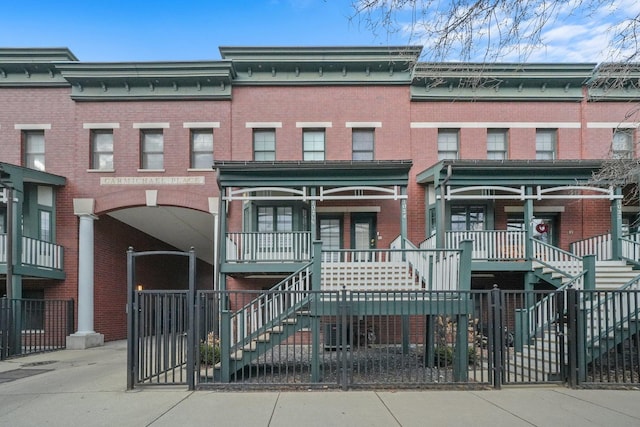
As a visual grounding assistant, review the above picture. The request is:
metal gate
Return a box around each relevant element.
[126,248,196,390]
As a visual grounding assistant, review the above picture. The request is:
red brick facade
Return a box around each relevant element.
[1,47,639,341]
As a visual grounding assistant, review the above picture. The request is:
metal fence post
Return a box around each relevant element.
[490,285,503,389]
[339,286,349,390]
[566,286,579,388]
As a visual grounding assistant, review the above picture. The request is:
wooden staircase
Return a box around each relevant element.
[514,258,640,382]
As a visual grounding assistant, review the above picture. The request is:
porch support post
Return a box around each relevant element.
[583,254,596,291]
[67,198,104,349]
[310,240,322,382]
[424,316,435,367]
[524,187,534,261]
[218,189,227,292]
[611,188,622,260]
[310,188,317,242]
[311,240,322,291]
[400,187,408,247]
[454,239,472,381]
[453,313,469,382]
[459,240,473,291]
[436,183,446,248]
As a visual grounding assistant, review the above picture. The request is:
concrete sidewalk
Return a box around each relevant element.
[1,341,639,426]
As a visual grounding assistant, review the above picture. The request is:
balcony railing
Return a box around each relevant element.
[0,234,64,271]
[445,230,526,260]
[225,231,311,263]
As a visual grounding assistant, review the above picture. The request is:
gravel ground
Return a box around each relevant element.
[200,344,471,387]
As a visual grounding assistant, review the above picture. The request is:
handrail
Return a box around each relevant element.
[527,272,585,338]
[229,263,313,347]
[620,236,640,266]
[582,276,640,362]
[389,236,461,291]
[531,238,583,280]
[570,233,612,260]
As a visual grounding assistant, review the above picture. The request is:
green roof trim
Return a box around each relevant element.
[411,63,596,101]
[218,46,422,85]
[417,159,604,186]
[215,160,413,187]
[0,162,67,187]
[0,48,77,87]
[55,61,235,100]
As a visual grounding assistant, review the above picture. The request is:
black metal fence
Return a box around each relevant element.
[127,287,640,390]
[0,297,74,360]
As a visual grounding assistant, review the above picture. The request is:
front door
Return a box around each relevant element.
[351,214,376,260]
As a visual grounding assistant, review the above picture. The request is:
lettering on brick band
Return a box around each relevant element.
[100,176,205,185]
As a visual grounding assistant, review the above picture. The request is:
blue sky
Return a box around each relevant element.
[0,0,390,61]
[1,0,638,63]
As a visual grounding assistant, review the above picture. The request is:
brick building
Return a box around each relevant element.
[1,46,639,349]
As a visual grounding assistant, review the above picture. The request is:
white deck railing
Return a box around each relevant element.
[621,234,640,262]
[225,231,311,263]
[321,247,461,292]
[0,234,64,270]
[570,233,612,260]
[445,230,526,260]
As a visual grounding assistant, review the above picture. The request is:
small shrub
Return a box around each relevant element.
[433,346,478,366]
[200,332,221,365]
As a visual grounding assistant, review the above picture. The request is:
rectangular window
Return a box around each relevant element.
[253,129,276,161]
[612,128,633,159]
[352,129,374,161]
[450,206,485,231]
[190,129,214,169]
[90,130,114,170]
[303,129,325,161]
[140,129,164,170]
[536,129,557,160]
[438,129,459,160]
[23,130,45,171]
[487,129,508,160]
[39,210,51,242]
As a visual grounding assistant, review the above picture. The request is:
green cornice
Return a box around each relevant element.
[214,160,413,187]
[417,159,603,186]
[54,61,235,100]
[411,63,595,101]
[218,46,422,85]
[586,63,640,101]
[0,48,77,87]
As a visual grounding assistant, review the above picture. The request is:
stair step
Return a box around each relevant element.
[255,333,270,342]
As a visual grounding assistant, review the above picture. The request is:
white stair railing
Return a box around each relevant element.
[229,264,312,347]
[391,236,461,291]
[532,239,583,283]
[570,233,612,260]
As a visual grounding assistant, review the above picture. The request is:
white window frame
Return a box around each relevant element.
[253,129,276,161]
[23,130,46,171]
[438,129,459,160]
[303,129,325,161]
[190,129,214,169]
[487,129,508,160]
[612,128,634,159]
[352,129,375,161]
[90,129,114,171]
[536,129,557,160]
[140,129,164,170]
